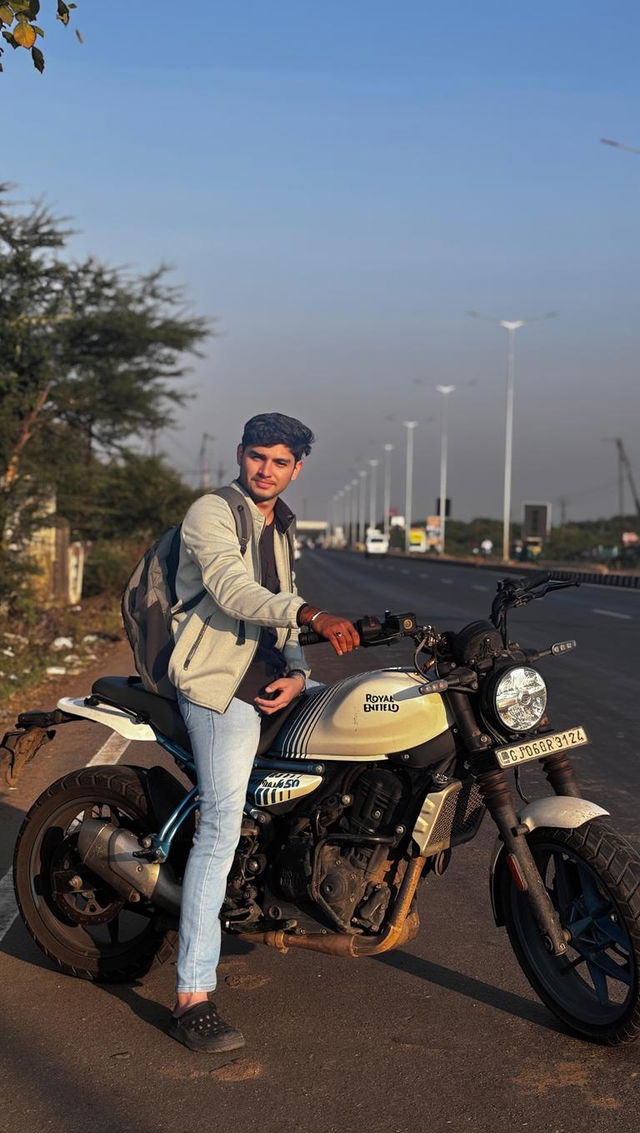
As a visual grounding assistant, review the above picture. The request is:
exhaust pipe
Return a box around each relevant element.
[78,819,182,916]
[238,855,426,957]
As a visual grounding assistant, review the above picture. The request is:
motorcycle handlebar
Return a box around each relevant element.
[299,613,417,649]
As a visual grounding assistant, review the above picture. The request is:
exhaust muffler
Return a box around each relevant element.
[77,819,181,916]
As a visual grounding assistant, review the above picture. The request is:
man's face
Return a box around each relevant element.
[237,443,302,503]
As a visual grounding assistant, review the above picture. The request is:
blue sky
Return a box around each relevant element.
[6,1,640,523]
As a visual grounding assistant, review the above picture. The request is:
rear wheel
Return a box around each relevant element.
[14,766,177,982]
[500,819,640,1044]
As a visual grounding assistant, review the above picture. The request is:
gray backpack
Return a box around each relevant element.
[121,486,293,700]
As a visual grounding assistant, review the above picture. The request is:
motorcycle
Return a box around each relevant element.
[9,571,640,1044]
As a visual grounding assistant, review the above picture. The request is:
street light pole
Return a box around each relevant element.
[403,422,418,553]
[467,310,556,562]
[501,321,521,562]
[344,484,352,545]
[383,444,393,537]
[351,479,359,547]
[368,459,379,531]
[358,470,367,545]
[436,385,455,554]
[336,489,344,545]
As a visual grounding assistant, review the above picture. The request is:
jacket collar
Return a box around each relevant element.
[230,479,296,533]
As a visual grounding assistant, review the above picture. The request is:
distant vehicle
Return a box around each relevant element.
[408,528,427,553]
[365,531,389,556]
[294,538,302,560]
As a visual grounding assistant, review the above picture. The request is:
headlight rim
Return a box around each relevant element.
[485,664,548,735]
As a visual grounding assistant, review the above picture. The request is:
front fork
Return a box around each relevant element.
[475,765,570,955]
[448,687,578,956]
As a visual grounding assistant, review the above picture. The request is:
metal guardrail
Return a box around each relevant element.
[331,549,640,590]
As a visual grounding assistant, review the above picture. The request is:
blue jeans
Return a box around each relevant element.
[176,693,262,993]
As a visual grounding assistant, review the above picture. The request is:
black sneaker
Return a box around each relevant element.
[167,1001,246,1053]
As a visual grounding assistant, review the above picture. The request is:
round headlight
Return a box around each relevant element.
[492,666,547,733]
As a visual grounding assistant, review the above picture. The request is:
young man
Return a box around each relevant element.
[167,412,359,1052]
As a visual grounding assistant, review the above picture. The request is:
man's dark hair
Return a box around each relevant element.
[241,413,315,461]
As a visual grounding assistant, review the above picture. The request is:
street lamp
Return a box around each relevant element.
[358,470,367,546]
[336,489,345,545]
[467,310,556,561]
[344,484,352,545]
[403,422,418,553]
[351,478,359,547]
[383,444,393,538]
[368,459,379,531]
[436,386,455,554]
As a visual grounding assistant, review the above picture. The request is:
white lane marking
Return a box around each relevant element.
[87,732,131,766]
[441,578,454,585]
[0,730,131,943]
[472,584,489,591]
[592,608,632,621]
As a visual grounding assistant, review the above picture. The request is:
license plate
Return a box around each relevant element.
[495,726,589,768]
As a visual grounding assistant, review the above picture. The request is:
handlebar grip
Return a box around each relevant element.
[357,615,383,642]
[298,628,323,647]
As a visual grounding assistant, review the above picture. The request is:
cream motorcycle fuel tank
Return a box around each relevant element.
[270,668,453,761]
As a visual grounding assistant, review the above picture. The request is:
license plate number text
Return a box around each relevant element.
[495,726,589,768]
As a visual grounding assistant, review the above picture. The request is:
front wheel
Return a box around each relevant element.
[14,766,177,982]
[499,819,640,1044]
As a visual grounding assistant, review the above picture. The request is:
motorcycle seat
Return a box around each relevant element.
[91,677,191,751]
[90,677,314,760]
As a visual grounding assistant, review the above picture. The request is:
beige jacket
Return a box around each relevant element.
[168,480,309,711]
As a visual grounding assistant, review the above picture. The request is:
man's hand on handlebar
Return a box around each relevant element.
[297,606,360,655]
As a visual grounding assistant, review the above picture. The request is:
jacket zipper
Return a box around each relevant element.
[183,615,212,670]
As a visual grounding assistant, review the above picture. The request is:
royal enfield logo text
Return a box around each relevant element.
[363,693,399,713]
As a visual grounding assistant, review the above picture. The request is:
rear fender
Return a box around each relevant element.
[489,796,610,926]
[57,696,156,741]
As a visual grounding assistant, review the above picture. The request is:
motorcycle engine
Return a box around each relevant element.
[312,768,404,933]
[229,769,406,936]
[222,817,266,926]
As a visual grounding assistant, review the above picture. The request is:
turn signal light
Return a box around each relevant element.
[418,679,449,695]
[551,640,576,655]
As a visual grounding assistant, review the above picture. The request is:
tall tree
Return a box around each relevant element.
[0,186,209,603]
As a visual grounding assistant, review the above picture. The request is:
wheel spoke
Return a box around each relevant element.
[576,861,605,916]
[589,948,631,987]
[594,913,629,949]
[586,959,611,1004]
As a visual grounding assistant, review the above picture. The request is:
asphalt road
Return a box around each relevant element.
[1,550,639,1133]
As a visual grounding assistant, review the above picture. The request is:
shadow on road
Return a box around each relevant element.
[97,935,258,1040]
[377,948,565,1035]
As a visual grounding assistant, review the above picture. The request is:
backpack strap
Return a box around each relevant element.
[180,488,294,622]
[213,485,250,556]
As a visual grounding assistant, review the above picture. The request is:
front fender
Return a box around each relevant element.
[489,796,610,926]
